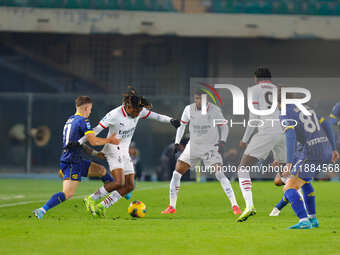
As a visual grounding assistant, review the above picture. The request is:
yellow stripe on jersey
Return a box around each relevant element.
[319,117,325,124]
[84,130,94,135]
[283,126,295,133]
[330,113,337,119]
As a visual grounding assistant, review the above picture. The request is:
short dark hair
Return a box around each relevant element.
[75,96,92,107]
[254,67,272,80]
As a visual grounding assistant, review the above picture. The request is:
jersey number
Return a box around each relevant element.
[264,91,272,109]
[63,123,72,145]
[299,110,320,133]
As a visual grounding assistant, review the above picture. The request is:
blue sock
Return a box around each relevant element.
[284,189,308,219]
[42,192,66,212]
[301,183,316,216]
[101,170,114,183]
[276,196,289,210]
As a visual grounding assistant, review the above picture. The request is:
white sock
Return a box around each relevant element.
[91,186,109,201]
[215,171,238,207]
[101,191,122,208]
[169,171,182,209]
[239,177,253,208]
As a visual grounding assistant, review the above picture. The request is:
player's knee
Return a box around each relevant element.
[274,178,283,186]
[64,191,74,200]
[98,166,106,177]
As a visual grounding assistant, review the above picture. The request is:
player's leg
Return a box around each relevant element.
[269,173,289,216]
[88,168,124,202]
[33,162,80,219]
[161,160,190,214]
[162,143,192,214]
[87,162,114,183]
[283,176,312,229]
[86,153,125,205]
[33,180,78,219]
[301,181,318,227]
[208,149,241,215]
[100,174,135,210]
[236,153,257,221]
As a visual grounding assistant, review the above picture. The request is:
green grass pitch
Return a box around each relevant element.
[0,179,339,255]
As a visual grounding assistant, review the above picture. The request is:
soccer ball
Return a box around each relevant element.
[128,200,147,218]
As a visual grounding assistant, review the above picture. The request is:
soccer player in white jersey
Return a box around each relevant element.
[237,67,286,222]
[82,88,180,216]
[161,89,242,215]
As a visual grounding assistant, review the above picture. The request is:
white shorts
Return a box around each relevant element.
[106,151,134,175]
[244,132,286,162]
[178,142,222,168]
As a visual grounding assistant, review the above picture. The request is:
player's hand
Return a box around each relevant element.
[215,141,226,155]
[170,119,181,129]
[108,134,120,145]
[282,163,292,178]
[240,141,248,149]
[332,150,340,163]
[174,143,180,154]
[97,152,106,159]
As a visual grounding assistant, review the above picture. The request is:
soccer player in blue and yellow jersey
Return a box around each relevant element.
[33,96,120,219]
[280,103,339,229]
[329,101,340,148]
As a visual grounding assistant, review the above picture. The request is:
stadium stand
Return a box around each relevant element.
[1,0,340,15]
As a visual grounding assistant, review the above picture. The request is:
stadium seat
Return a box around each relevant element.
[64,0,91,9]
[4,0,30,7]
[123,0,147,11]
[92,0,120,10]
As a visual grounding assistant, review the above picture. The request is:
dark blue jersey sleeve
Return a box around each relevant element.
[330,101,340,125]
[80,118,94,136]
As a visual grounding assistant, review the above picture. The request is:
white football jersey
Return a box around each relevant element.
[248,81,282,134]
[99,106,151,154]
[178,103,226,150]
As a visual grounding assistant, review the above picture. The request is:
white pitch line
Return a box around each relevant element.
[0,183,173,208]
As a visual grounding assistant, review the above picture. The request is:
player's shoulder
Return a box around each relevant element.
[209,103,222,112]
[185,104,194,112]
[332,100,340,112]
[253,81,277,90]
[108,105,125,117]
[280,104,296,119]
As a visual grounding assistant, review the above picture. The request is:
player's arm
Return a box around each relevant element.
[281,118,297,174]
[78,112,113,145]
[140,108,180,128]
[85,132,120,146]
[81,117,120,147]
[174,106,189,152]
[319,117,339,163]
[329,101,340,126]
[81,143,105,159]
[240,87,260,148]
[216,107,229,154]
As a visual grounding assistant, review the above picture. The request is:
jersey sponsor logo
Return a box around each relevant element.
[71,174,78,179]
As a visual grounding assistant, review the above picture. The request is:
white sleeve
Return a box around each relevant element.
[140,108,171,123]
[99,110,117,128]
[175,106,190,144]
[78,124,105,145]
[242,87,260,143]
[215,107,228,142]
[241,112,257,143]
